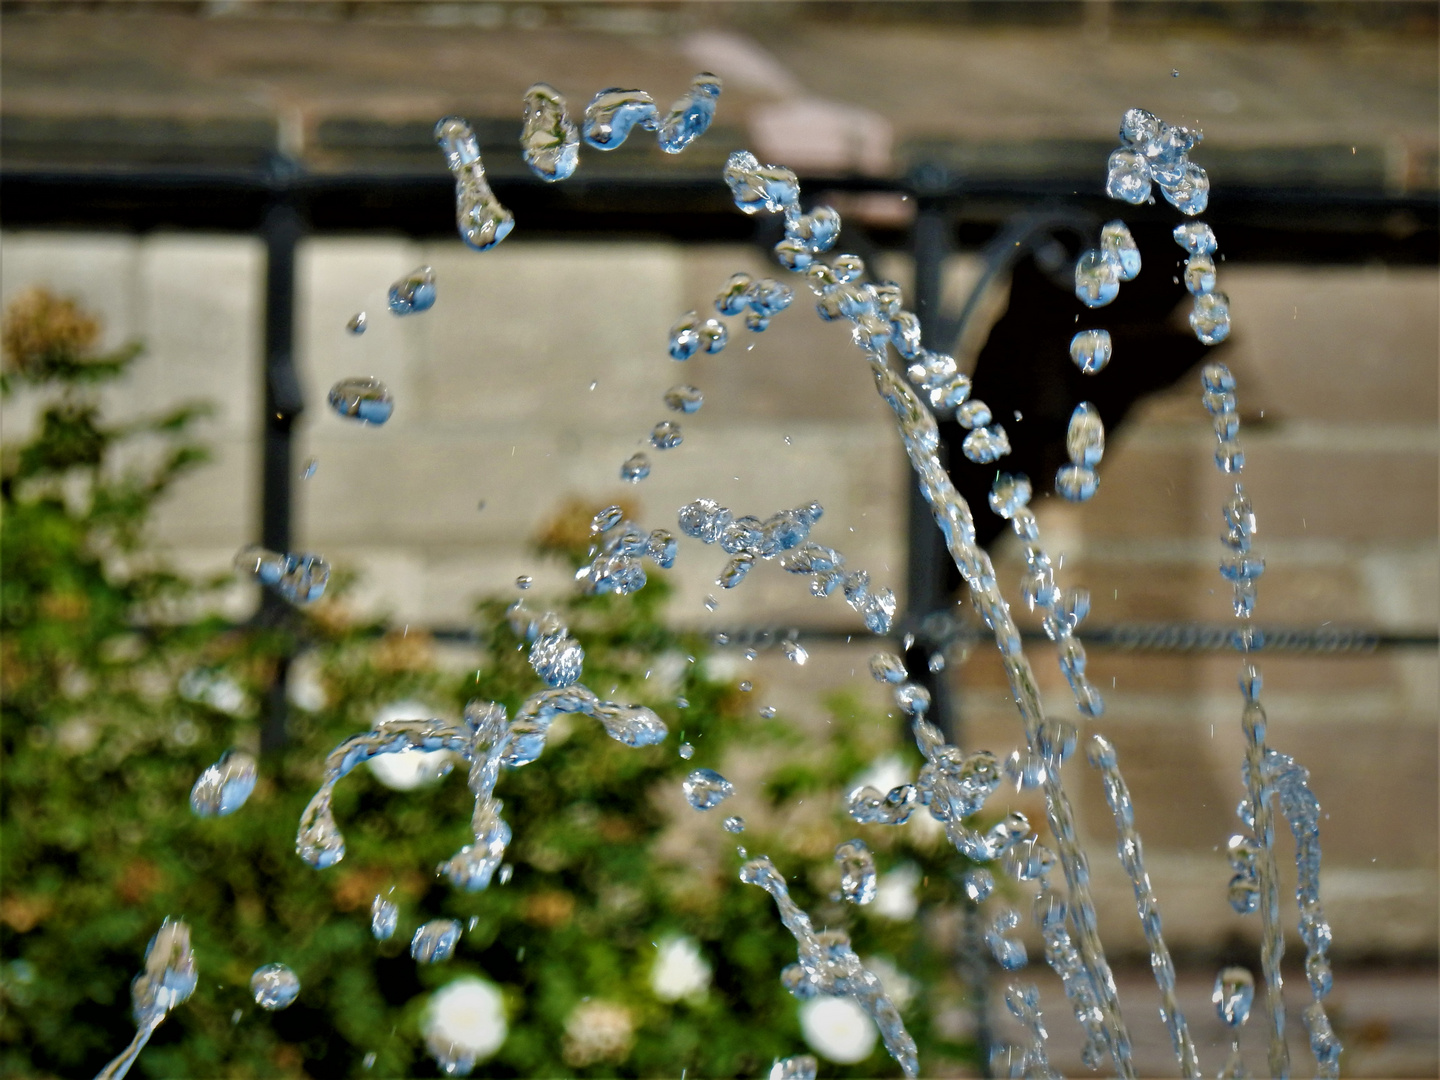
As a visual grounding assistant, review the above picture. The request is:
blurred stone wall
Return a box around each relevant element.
[2,231,1435,963]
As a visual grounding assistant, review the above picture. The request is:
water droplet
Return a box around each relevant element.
[1066,402,1105,467]
[1106,147,1152,204]
[529,628,584,688]
[499,863,514,885]
[679,499,732,544]
[723,815,746,834]
[716,272,753,316]
[894,682,930,717]
[723,150,799,215]
[435,117,514,251]
[328,376,394,425]
[234,545,330,604]
[300,458,318,480]
[683,768,734,810]
[962,424,1011,464]
[988,473,1032,519]
[371,895,398,941]
[583,87,659,150]
[1185,253,1218,295]
[515,575,533,590]
[520,83,579,181]
[1174,221,1218,255]
[1068,328,1112,375]
[189,749,258,817]
[250,963,300,1011]
[346,311,367,334]
[591,506,623,534]
[1056,464,1099,502]
[781,639,808,665]
[835,839,877,904]
[1119,107,1162,147]
[1161,161,1210,216]
[869,652,906,683]
[769,1054,818,1080]
[963,868,994,903]
[621,452,651,483]
[738,680,753,692]
[955,399,992,430]
[363,1052,376,1070]
[718,553,754,589]
[1075,248,1120,307]
[411,919,462,964]
[759,705,776,718]
[678,741,695,760]
[651,420,683,449]
[1212,966,1254,1027]
[1100,220,1141,280]
[664,384,704,413]
[387,265,436,315]
[658,72,722,153]
[1190,291,1232,345]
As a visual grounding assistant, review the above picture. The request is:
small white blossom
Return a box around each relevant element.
[799,995,877,1064]
[870,863,921,921]
[562,1000,634,1066]
[423,976,507,1074]
[650,935,712,1002]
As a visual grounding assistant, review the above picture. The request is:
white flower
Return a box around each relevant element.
[870,863,921,921]
[423,976,507,1071]
[286,654,327,712]
[799,995,877,1064]
[367,700,454,790]
[650,935,712,1002]
[178,668,249,716]
[862,955,917,1012]
[562,1000,634,1066]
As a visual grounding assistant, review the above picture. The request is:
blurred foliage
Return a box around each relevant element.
[0,290,978,1078]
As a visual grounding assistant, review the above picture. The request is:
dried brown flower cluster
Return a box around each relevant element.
[2,287,101,377]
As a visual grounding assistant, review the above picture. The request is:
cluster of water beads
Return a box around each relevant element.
[682,767,734,810]
[1176,220,1232,345]
[1056,401,1104,502]
[739,855,919,1078]
[94,920,198,1080]
[668,310,729,359]
[1106,107,1209,215]
[988,473,1106,718]
[188,748,257,817]
[327,375,394,425]
[233,545,330,605]
[1086,734,1199,1077]
[435,116,514,252]
[387,265,437,315]
[573,506,675,596]
[250,963,300,1011]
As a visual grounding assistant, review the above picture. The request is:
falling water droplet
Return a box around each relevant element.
[962,424,1011,464]
[669,311,702,360]
[989,473,1032,519]
[955,399,992,430]
[387,266,436,315]
[738,680,753,692]
[759,705,776,718]
[1185,253,1218,295]
[769,1054,818,1080]
[1075,249,1120,307]
[1056,463,1099,502]
[371,895,398,941]
[300,458,318,480]
[664,385,704,413]
[658,72,722,153]
[963,868,995,903]
[869,652,906,683]
[723,815,746,834]
[499,863,513,885]
[835,839,877,904]
[1106,147,1153,204]
[678,741,695,760]
[1069,328,1112,374]
[363,1051,377,1070]
[683,768,735,810]
[190,749,258,817]
[1190,291,1232,345]
[328,376,394,425]
[515,575,533,590]
[346,311,367,334]
[1066,403,1105,467]
[781,639,808,665]
[1212,966,1254,1027]
[234,546,330,604]
[1100,220,1141,280]
[435,117,514,251]
[621,452,651,483]
[582,88,659,150]
[651,421,683,449]
[520,83,579,181]
[1173,221,1218,255]
[411,919,462,964]
[250,964,300,1011]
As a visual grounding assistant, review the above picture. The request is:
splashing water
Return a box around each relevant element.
[521,83,580,182]
[683,768,734,810]
[834,840,877,905]
[328,376,394,425]
[435,117,514,251]
[387,265,436,315]
[234,545,330,604]
[189,749,257,817]
[769,1054,818,1080]
[250,964,300,1011]
[740,855,919,1077]
[94,919,198,1080]
[658,73,722,153]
